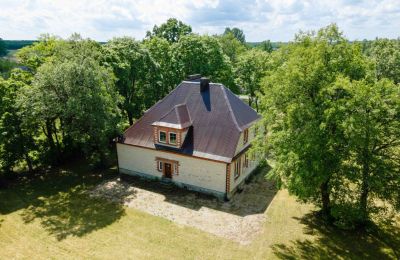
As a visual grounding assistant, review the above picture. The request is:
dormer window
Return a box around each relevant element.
[169,132,177,145]
[159,131,167,143]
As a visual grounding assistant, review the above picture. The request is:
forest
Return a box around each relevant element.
[0,19,399,230]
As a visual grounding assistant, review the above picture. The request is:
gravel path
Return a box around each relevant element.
[89,174,276,245]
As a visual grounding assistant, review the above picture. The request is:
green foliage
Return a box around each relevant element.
[146,18,192,43]
[368,39,400,84]
[234,49,270,111]
[0,38,7,57]
[16,34,62,72]
[172,34,235,91]
[223,27,245,43]
[0,77,36,173]
[217,32,246,64]
[260,24,371,221]
[102,37,158,124]
[257,40,274,53]
[0,59,17,78]
[19,36,121,165]
[334,77,400,224]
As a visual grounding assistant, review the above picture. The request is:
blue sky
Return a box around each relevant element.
[0,0,399,41]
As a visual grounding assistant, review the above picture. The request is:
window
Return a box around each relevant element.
[169,132,177,145]
[159,131,166,143]
[243,129,249,144]
[174,164,178,175]
[158,161,163,171]
[244,154,249,168]
[234,158,241,179]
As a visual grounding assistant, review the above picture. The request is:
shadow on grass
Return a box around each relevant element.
[272,212,400,259]
[0,160,126,240]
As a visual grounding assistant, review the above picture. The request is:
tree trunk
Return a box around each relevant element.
[320,180,332,221]
[359,162,369,224]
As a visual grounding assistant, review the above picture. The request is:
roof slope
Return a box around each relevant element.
[123,81,261,162]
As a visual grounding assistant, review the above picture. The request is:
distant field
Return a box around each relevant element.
[0,161,399,259]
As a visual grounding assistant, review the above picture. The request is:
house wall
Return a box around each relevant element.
[234,123,258,156]
[117,143,227,197]
[227,149,261,198]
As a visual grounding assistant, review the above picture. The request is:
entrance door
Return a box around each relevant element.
[164,163,172,178]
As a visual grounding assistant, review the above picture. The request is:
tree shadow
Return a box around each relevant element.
[20,185,126,241]
[120,164,276,217]
[0,160,126,241]
[272,211,400,259]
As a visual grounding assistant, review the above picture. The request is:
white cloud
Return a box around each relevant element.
[0,0,399,41]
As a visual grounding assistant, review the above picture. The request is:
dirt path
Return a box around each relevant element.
[89,174,276,245]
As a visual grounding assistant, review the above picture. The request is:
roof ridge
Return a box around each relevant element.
[220,84,242,132]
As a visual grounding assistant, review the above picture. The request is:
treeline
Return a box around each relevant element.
[0,19,270,173]
[1,40,37,50]
[258,25,400,229]
[0,20,399,229]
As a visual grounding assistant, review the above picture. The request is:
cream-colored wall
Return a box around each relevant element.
[228,150,260,192]
[234,124,257,156]
[117,143,227,193]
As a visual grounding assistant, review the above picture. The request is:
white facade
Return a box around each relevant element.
[117,143,227,197]
[117,122,262,199]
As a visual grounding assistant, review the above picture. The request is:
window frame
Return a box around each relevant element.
[157,161,163,172]
[243,129,249,144]
[234,158,241,180]
[169,132,177,145]
[159,130,167,143]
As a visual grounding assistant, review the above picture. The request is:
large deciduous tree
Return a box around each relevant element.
[146,18,192,43]
[19,36,121,165]
[367,38,400,84]
[234,49,270,111]
[260,24,369,221]
[223,27,246,44]
[332,77,400,225]
[172,34,235,91]
[102,37,158,125]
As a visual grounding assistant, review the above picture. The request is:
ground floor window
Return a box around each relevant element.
[157,161,163,171]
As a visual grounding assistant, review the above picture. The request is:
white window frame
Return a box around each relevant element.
[169,132,177,145]
[234,158,241,179]
[158,161,163,171]
[159,131,167,143]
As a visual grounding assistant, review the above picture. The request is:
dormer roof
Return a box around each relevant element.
[152,104,192,129]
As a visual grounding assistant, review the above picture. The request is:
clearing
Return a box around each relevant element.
[0,161,399,259]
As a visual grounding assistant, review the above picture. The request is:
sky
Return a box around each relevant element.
[0,0,399,42]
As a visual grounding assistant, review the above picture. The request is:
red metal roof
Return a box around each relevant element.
[122,80,261,162]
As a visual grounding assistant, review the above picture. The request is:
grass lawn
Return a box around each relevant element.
[0,161,399,259]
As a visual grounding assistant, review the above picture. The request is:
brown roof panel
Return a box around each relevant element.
[123,80,261,162]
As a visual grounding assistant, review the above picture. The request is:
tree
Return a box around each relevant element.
[368,38,400,84]
[0,38,7,57]
[19,36,121,165]
[146,18,192,43]
[16,34,62,72]
[333,77,400,225]
[143,36,177,97]
[217,32,246,64]
[224,27,245,44]
[257,40,274,53]
[234,49,270,111]
[260,24,369,220]
[0,77,36,173]
[172,34,235,91]
[102,37,158,125]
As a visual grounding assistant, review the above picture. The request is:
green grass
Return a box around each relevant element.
[0,161,399,259]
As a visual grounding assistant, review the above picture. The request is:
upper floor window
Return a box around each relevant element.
[169,132,177,145]
[159,131,167,143]
[243,129,249,144]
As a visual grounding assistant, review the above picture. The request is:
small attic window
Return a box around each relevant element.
[169,132,177,145]
[159,131,167,143]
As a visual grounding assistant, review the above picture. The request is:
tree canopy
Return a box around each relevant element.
[223,27,246,43]
[146,18,192,43]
